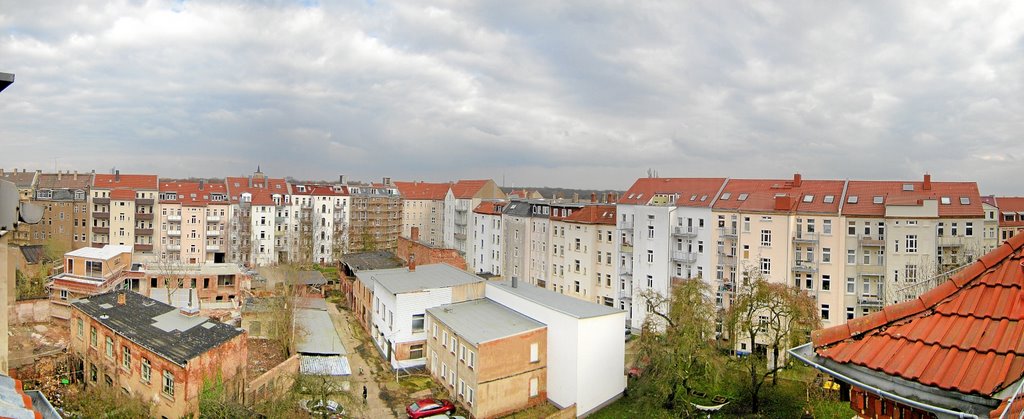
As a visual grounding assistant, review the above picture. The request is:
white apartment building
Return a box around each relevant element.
[395,181,449,247]
[500,200,534,283]
[444,180,506,264]
[225,171,288,266]
[616,178,727,330]
[470,201,505,276]
[287,184,350,265]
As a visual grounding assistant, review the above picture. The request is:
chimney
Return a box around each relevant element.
[610,193,617,203]
[408,254,416,272]
[383,177,391,186]
[923,174,932,190]
[180,289,199,316]
[74,170,78,180]
[115,169,120,181]
[793,173,802,187]
[774,195,792,211]
[338,174,345,184]
[572,192,579,203]
[512,276,518,288]
[591,192,597,203]
[199,179,205,190]
[57,172,62,181]
[411,226,420,242]
[117,292,126,306]
[248,176,253,187]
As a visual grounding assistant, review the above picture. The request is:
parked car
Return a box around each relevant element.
[300,399,342,418]
[407,398,455,419]
[422,415,467,419]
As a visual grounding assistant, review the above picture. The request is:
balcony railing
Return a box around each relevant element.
[168,230,181,237]
[717,251,737,266]
[134,244,153,251]
[858,235,885,247]
[206,245,221,252]
[135,228,153,236]
[135,198,154,206]
[857,295,884,307]
[167,244,181,251]
[792,260,817,273]
[793,231,818,243]
[92,227,109,235]
[206,230,221,237]
[672,226,699,237]
[207,215,221,223]
[454,232,467,241]
[167,214,182,222]
[718,227,737,238]
[618,220,634,230]
[92,197,110,204]
[671,251,697,264]
[454,218,468,227]
[620,244,634,254]
[93,212,110,219]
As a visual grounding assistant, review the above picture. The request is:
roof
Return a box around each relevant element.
[487,280,624,319]
[427,299,545,346]
[296,270,328,286]
[71,291,243,366]
[158,181,229,205]
[92,173,158,190]
[394,181,450,200]
[66,245,132,260]
[811,232,1024,399]
[713,178,845,214]
[472,200,506,216]
[618,178,727,207]
[290,184,348,196]
[35,172,91,190]
[0,374,58,419]
[451,179,490,199]
[19,245,44,264]
[502,201,534,218]
[295,305,347,355]
[842,180,982,217]
[340,251,404,272]
[300,355,351,376]
[356,263,483,295]
[0,170,37,188]
[994,197,1024,227]
[109,189,136,200]
[563,204,616,225]
[224,176,288,206]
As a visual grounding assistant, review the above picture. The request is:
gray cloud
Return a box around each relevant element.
[1,0,1023,193]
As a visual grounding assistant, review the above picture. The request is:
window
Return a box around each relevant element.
[646,250,654,263]
[760,230,772,247]
[846,277,855,294]
[760,258,771,275]
[90,363,97,382]
[847,249,856,264]
[647,225,654,239]
[432,324,438,339]
[960,197,970,205]
[450,336,457,353]
[822,275,831,291]
[467,387,475,405]
[966,222,974,237]
[162,371,175,398]
[60,289,69,300]
[442,331,448,347]
[468,351,475,368]
[529,377,539,397]
[530,343,539,363]
[822,248,831,263]
[412,314,425,333]
[905,235,918,253]
[459,344,466,362]
[848,221,856,236]
[905,264,918,283]
[76,318,83,338]
[141,358,151,382]
[122,346,131,370]
[823,220,831,235]
[847,307,855,320]
[646,275,653,287]
[458,379,465,398]
[821,304,830,320]
[409,344,424,359]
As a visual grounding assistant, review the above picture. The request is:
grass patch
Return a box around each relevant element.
[499,402,560,419]
[399,375,435,394]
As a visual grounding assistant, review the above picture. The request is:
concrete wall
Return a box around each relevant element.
[574,314,627,416]
[10,298,52,324]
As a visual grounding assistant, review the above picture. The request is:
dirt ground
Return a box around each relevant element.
[9,320,70,369]
[246,337,289,379]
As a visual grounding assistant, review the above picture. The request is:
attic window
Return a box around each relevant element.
[628,193,635,199]
[690,194,697,201]
[940,196,951,205]
[802,195,814,203]
[847,196,859,204]
[720,193,731,200]
[873,196,884,204]
[823,195,834,203]
[960,197,970,205]
[737,193,748,201]
[700,195,708,202]
[902,184,914,191]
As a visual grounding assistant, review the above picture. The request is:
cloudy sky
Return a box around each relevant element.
[1,1,1022,192]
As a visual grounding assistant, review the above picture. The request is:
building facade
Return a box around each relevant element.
[470,201,505,276]
[225,170,289,266]
[0,169,39,246]
[444,180,506,265]
[395,181,449,247]
[90,171,159,253]
[156,180,230,264]
[30,171,92,251]
[287,184,350,265]
[47,245,136,319]
[348,180,402,253]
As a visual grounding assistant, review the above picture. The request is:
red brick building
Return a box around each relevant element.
[70,291,247,419]
[397,227,468,271]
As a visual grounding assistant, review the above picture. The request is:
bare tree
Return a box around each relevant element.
[151,256,193,307]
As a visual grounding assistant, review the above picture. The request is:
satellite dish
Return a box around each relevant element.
[0,180,18,231]
[19,201,43,224]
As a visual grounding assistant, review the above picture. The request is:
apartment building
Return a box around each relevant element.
[47,245,137,318]
[70,291,247,419]
[470,201,506,276]
[547,203,618,307]
[157,180,230,264]
[991,196,1024,241]
[0,169,39,246]
[30,171,92,251]
[287,183,350,264]
[426,298,548,418]
[348,180,403,253]
[710,176,847,330]
[355,263,485,369]
[225,170,288,266]
[617,178,727,329]
[130,258,248,306]
[395,181,449,246]
[90,171,159,253]
[444,179,506,263]
[500,199,556,288]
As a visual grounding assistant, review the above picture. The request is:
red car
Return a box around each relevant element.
[406,398,455,418]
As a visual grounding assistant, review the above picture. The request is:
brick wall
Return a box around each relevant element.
[396,236,468,271]
[245,353,299,404]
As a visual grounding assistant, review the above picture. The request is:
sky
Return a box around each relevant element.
[1,1,1022,193]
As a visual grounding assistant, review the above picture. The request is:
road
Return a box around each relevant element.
[325,301,400,419]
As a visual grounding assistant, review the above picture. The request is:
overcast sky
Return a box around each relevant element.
[1,1,1022,193]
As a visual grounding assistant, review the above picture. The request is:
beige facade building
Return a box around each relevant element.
[90,172,158,253]
[395,181,449,247]
[47,245,136,319]
[546,203,618,306]
[286,183,350,265]
[426,299,548,418]
[30,171,92,251]
[990,196,1024,241]
[157,180,230,264]
[444,179,506,263]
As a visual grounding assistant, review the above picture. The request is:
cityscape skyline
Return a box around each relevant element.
[2,2,1023,193]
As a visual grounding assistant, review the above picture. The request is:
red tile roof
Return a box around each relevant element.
[564,204,616,225]
[812,232,1024,397]
[290,184,348,196]
[713,178,845,214]
[994,197,1024,228]
[842,180,983,218]
[394,181,450,200]
[158,181,229,206]
[93,173,158,190]
[472,201,506,216]
[225,176,288,206]
[618,178,727,207]
[109,189,136,200]
[451,180,490,199]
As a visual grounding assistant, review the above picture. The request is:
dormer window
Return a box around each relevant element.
[873,196,884,204]
[802,195,814,203]
[720,193,731,200]
[36,189,52,199]
[902,184,914,191]
[960,197,970,205]
[847,196,859,204]
[823,195,834,203]
[940,196,951,205]
[737,193,748,201]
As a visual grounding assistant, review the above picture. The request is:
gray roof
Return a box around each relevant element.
[357,263,483,295]
[427,299,545,346]
[19,245,44,264]
[341,251,404,271]
[502,201,533,217]
[300,355,351,376]
[72,291,243,366]
[295,307,347,356]
[297,270,328,286]
[488,280,624,319]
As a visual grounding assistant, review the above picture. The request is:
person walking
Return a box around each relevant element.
[362,384,368,404]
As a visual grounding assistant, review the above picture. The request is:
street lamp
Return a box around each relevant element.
[0,72,12,93]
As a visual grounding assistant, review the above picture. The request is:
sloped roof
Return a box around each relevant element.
[225,176,288,206]
[36,172,91,190]
[618,178,727,207]
[812,232,1024,398]
[93,173,158,190]
[713,178,845,214]
[451,179,490,199]
[394,181,450,200]
[842,180,982,217]
[487,280,623,319]
[994,197,1024,228]
[158,181,229,205]
[563,204,616,225]
[290,184,348,196]
[0,170,38,188]
[472,200,506,216]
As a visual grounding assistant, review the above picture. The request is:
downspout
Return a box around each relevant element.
[788,343,978,419]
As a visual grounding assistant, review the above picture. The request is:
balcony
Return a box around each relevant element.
[93,212,110,219]
[937,237,965,248]
[719,280,736,293]
[168,230,181,237]
[135,198,154,206]
[134,244,153,251]
[858,264,884,277]
[717,251,737,266]
[92,227,109,235]
[167,244,181,251]
[619,271,632,281]
[792,259,817,273]
[718,227,737,238]
[858,235,885,247]
[206,245,221,252]
[454,232,467,241]
[620,244,634,254]
[91,242,106,248]
[618,220,634,230]
[671,251,697,264]
[455,208,468,214]
[207,215,221,223]
[793,231,818,243]
[136,213,154,221]
[93,197,110,204]
[672,226,699,237]
[167,214,182,222]
[135,228,153,236]
[206,230,221,237]
[857,295,884,307]
[454,218,468,227]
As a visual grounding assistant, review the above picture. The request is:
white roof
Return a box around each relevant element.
[356,264,483,295]
[66,245,132,260]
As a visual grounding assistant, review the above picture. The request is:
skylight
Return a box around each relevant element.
[960,197,971,205]
[802,195,814,203]
[847,196,859,204]
[823,195,834,203]
[902,184,914,191]
[940,196,951,205]
[873,196,883,204]
[690,194,697,201]
[720,192,731,200]
[700,195,708,201]
[737,193,748,201]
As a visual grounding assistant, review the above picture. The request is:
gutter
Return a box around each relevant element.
[788,343,979,419]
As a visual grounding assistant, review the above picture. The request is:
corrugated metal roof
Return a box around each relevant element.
[300,355,351,376]
[427,299,545,346]
[295,308,347,356]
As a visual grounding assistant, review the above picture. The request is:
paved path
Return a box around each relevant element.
[326,302,399,419]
